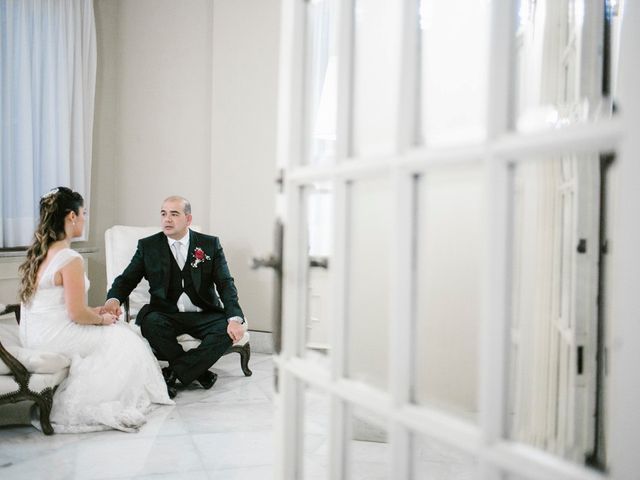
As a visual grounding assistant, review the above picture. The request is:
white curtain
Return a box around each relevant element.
[0,0,96,247]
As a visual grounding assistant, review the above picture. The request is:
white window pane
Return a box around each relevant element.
[414,166,484,421]
[352,0,402,157]
[513,0,615,132]
[346,177,391,390]
[419,0,489,146]
[347,407,390,479]
[302,384,331,479]
[303,183,333,365]
[305,0,337,166]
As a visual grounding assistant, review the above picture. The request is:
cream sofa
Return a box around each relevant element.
[0,304,70,434]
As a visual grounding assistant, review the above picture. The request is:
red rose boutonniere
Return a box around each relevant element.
[191,247,211,268]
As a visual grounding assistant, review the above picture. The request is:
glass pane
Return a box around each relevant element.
[352,0,402,157]
[507,152,609,471]
[302,183,333,367]
[412,432,477,479]
[419,0,489,146]
[302,384,331,479]
[346,177,391,390]
[305,0,337,166]
[414,166,484,421]
[347,406,390,479]
[512,0,619,132]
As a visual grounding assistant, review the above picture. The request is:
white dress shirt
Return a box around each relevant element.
[167,232,200,313]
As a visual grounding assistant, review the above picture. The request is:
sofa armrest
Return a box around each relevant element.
[0,340,30,385]
[0,304,27,379]
[0,303,21,324]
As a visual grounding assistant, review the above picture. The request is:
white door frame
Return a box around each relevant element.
[274,0,640,478]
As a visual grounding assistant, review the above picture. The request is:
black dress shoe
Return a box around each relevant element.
[167,384,178,399]
[197,371,218,390]
[162,367,177,387]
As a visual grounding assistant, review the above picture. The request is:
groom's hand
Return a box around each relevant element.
[227,321,245,344]
[103,298,122,317]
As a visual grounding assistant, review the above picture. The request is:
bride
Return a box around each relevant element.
[18,187,173,433]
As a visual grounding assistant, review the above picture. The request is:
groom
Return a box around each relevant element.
[104,196,245,398]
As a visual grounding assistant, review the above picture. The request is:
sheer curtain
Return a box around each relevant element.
[0,0,96,247]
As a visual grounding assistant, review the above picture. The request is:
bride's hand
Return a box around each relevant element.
[100,312,118,325]
[92,306,104,315]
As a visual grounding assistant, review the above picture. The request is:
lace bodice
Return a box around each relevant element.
[25,249,88,316]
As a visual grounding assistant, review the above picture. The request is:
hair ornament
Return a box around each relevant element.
[42,188,59,199]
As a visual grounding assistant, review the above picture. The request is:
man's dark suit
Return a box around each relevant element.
[106,229,244,385]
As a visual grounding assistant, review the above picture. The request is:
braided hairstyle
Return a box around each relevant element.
[19,187,84,304]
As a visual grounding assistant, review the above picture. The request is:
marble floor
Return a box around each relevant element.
[0,352,475,480]
[0,352,278,480]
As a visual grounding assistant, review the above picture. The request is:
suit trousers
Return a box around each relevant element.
[140,310,233,386]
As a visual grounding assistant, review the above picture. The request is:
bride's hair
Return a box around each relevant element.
[19,187,84,304]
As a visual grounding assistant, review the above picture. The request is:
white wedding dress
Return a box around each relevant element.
[20,248,173,433]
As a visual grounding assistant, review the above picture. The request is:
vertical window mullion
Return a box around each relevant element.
[275,370,305,480]
[480,0,515,478]
[329,0,355,477]
[328,179,348,480]
[335,0,355,161]
[280,180,307,479]
[396,0,420,152]
[329,397,349,480]
[389,169,416,479]
[330,179,349,381]
[480,157,512,479]
[607,2,640,476]
[276,1,309,479]
[390,0,420,476]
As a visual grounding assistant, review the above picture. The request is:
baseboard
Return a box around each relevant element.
[248,330,273,354]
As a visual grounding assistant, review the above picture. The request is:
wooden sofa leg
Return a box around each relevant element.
[239,343,252,377]
[36,388,55,435]
[225,343,252,376]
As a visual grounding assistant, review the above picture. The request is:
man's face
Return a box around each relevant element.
[161,199,192,240]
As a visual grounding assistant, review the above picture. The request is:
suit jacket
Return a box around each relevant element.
[107,229,244,324]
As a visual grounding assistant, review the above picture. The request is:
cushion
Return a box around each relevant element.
[28,369,69,391]
[0,375,20,394]
[0,345,71,375]
[0,317,71,375]
[0,369,69,395]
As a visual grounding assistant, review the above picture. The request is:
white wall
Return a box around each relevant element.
[210,0,280,332]
[90,0,213,306]
[114,0,214,226]
[0,259,23,306]
[91,0,280,331]
[89,0,119,309]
